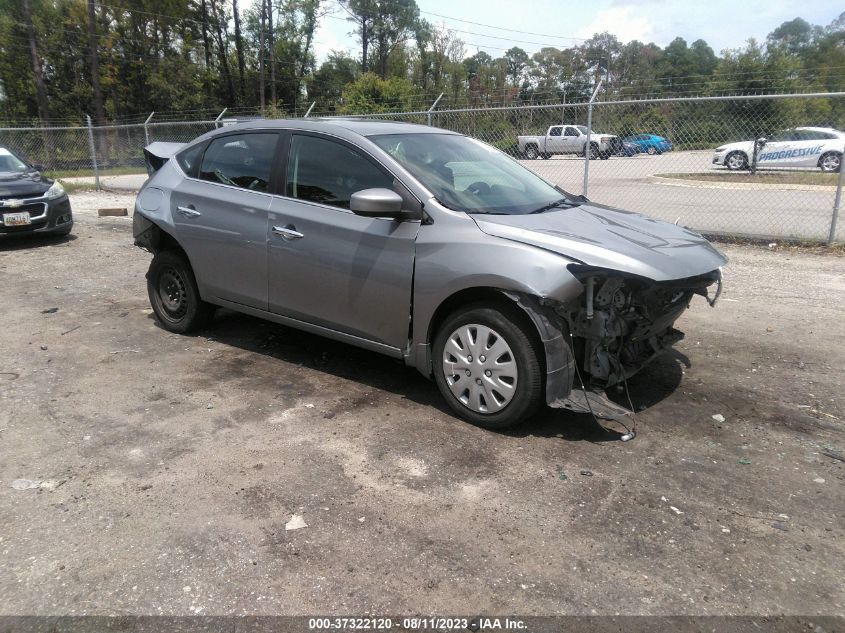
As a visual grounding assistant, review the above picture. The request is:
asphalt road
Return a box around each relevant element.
[63,150,843,242]
[1,192,843,616]
[520,151,841,242]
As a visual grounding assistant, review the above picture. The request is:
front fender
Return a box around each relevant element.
[409,212,584,382]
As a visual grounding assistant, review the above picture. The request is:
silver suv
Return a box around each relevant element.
[134,119,726,428]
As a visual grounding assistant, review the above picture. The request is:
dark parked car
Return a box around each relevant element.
[134,120,726,429]
[0,147,73,237]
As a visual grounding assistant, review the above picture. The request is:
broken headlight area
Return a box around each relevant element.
[557,266,722,391]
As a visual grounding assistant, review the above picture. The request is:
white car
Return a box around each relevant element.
[712,127,844,172]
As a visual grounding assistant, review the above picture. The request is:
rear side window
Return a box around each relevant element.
[176,143,205,178]
[286,135,394,209]
[199,133,278,192]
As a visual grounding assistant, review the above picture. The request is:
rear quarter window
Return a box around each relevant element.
[176,143,205,178]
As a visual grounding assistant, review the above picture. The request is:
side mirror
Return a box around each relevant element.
[350,188,406,218]
[31,163,44,172]
[756,137,767,147]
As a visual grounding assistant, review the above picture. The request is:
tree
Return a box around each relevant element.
[22,0,49,124]
[233,0,247,101]
[503,47,529,87]
[340,0,421,78]
[339,71,415,112]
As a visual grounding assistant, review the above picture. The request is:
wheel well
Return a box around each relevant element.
[135,219,187,258]
[818,150,842,165]
[426,288,542,354]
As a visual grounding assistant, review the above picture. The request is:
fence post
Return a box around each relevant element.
[215,108,228,128]
[85,114,100,191]
[303,102,316,118]
[828,149,845,244]
[143,111,155,146]
[582,79,603,197]
[427,93,444,126]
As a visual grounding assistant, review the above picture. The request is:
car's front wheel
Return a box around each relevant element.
[433,304,543,429]
[819,151,842,173]
[647,146,657,155]
[725,151,749,171]
[147,250,215,333]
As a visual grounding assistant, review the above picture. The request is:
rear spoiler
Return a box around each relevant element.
[143,142,186,176]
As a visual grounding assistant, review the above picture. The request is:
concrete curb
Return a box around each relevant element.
[650,174,837,192]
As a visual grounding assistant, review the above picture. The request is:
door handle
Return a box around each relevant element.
[272,225,304,240]
[176,206,201,218]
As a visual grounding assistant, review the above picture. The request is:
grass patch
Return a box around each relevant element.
[657,171,840,186]
[45,166,145,179]
[57,180,99,194]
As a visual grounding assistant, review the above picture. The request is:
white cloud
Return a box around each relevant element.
[576,6,655,43]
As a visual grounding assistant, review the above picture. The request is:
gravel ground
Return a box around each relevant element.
[0,191,843,616]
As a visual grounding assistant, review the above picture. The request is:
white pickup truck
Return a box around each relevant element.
[517,125,622,160]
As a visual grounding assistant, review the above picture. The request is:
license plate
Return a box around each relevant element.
[3,212,31,226]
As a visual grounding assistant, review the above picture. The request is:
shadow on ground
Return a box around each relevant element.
[152,307,686,445]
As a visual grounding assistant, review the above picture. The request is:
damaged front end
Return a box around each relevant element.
[547,266,722,418]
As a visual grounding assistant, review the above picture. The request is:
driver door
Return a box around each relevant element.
[562,126,581,152]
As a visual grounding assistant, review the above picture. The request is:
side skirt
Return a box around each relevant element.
[212,298,404,360]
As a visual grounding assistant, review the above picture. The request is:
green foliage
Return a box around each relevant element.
[338,72,415,113]
[0,1,842,125]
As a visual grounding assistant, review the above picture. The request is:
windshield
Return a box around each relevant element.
[369,133,575,215]
[576,126,591,135]
[0,148,29,173]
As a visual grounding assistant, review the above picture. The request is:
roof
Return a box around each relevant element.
[230,117,458,138]
[796,126,845,135]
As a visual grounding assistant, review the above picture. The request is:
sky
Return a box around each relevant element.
[312,0,844,64]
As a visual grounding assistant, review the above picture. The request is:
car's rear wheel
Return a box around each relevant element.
[433,304,543,429]
[524,145,539,160]
[725,151,749,171]
[819,151,842,173]
[587,143,599,160]
[147,250,215,334]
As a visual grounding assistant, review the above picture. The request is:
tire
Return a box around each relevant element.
[725,151,749,171]
[524,144,539,160]
[540,152,551,160]
[647,146,657,155]
[819,151,842,173]
[599,151,610,160]
[432,304,544,429]
[587,143,599,160]
[146,250,215,334]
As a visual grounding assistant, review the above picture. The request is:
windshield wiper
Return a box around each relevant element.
[529,198,580,214]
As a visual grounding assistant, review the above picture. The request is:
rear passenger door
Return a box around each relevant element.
[171,132,281,309]
[267,133,419,350]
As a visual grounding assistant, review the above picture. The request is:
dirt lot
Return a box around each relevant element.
[1,191,844,617]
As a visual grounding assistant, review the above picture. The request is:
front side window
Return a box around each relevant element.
[549,127,562,137]
[199,133,278,192]
[286,134,394,209]
[371,133,572,215]
[564,127,579,137]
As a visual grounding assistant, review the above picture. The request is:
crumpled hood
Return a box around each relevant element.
[0,171,50,198]
[473,202,727,282]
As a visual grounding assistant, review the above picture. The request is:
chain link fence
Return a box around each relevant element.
[1,93,843,242]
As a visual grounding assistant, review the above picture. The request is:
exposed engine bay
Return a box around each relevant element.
[542,268,722,418]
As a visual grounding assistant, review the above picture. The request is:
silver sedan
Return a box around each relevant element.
[134,119,726,429]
